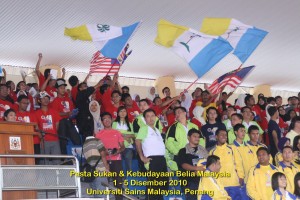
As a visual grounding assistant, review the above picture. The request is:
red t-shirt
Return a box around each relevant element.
[96,129,124,161]
[49,95,74,119]
[166,112,176,128]
[71,86,78,103]
[151,105,163,117]
[101,88,113,113]
[34,109,61,141]
[16,111,40,144]
[45,86,56,99]
[9,92,17,102]
[126,104,141,123]
[38,74,46,89]
[0,99,15,121]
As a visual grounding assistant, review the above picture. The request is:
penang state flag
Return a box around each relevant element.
[64,24,122,41]
[208,65,255,94]
[200,18,268,63]
[94,21,141,59]
[155,19,233,78]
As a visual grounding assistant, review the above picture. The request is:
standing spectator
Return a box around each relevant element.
[76,80,102,140]
[147,87,157,102]
[96,112,125,200]
[275,96,283,107]
[68,73,91,104]
[122,93,141,123]
[222,105,237,131]
[35,92,61,164]
[112,106,135,172]
[135,109,168,200]
[201,107,226,150]
[161,87,171,101]
[268,106,281,159]
[50,79,74,119]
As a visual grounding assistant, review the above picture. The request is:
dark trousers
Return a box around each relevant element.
[110,160,123,200]
[147,156,169,200]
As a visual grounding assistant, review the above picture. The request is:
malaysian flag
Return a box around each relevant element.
[89,44,132,75]
[208,65,255,94]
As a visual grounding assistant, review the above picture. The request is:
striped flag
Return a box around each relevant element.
[89,44,132,75]
[208,65,255,94]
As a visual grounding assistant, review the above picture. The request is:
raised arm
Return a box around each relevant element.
[35,53,43,77]
[40,74,51,92]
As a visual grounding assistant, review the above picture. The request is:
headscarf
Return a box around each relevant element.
[132,94,140,102]
[193,106,206,125]
[181,92,193,113]
[147,87,157,101]
[89,100,103,134]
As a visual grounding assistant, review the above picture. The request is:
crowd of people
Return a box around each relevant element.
[1,53,300,200]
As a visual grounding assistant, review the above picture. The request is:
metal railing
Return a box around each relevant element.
[0,154,81,199]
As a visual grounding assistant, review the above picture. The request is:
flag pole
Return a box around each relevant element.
[162,77,199,112]
[214,63,243,95]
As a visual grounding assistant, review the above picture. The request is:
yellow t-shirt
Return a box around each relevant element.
[195,102,217,121]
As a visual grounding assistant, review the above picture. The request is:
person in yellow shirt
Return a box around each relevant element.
[278,146,299,194]
[198,155,231,200]
[209,128,242,199]
[246,147,279,200]
[242,125,271,183]
[230,123,248,200]
[195,90,220,121]
[274,137,291,167]
[271,172,297,200]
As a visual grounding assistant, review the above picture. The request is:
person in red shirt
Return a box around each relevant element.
[6,80,17,102]
[96,112,125,200]
[122,93,141,123]
[16,95,41,158]
[0,84,16,121]
[161,87,171,102]
[68,73,91,104]
[49,78,74,119]
[104,90,123,119]
[245,94,262,121]
[40,72,57,102]
[35,91,61,165]
[189,87,203,118]
[15,81,34,111]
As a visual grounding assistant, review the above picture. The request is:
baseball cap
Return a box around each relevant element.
[55,78,67,88]
[39,91,51,99]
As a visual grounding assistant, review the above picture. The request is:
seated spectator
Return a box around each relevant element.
[247,147,279,200]
[277,146,298,194]
[198,155,231,200]
[271,172,296,199]
[177,128,208,200]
